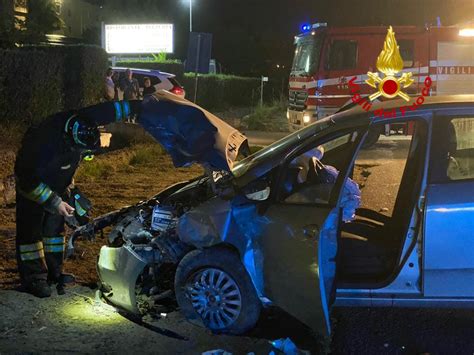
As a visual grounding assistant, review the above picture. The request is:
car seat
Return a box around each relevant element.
[338,122,427,283]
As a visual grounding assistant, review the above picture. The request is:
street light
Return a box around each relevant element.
[189,0,193,32]
[181,0,193,32]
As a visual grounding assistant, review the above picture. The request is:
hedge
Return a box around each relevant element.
[0,45,108,125]
[0,49,63,125]
[181,74,287,111]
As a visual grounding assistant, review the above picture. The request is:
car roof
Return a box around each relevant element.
[112,67,175,78]
[341,95,474,121]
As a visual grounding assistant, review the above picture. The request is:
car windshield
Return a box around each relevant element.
[291,33,323,75]
[232,117,334,178]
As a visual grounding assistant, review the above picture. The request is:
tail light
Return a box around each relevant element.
[170,86,185,96]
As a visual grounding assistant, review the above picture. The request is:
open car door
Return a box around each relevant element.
[259,204,339,334]
[257,130,364,335]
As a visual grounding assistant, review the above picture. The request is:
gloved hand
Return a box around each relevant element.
[64,188,92,227]
[42,191,71,216]
[57,201,75,217]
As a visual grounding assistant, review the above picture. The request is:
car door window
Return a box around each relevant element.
[282,132,359,209]
[445,117,474,180]
[430,116,474,182]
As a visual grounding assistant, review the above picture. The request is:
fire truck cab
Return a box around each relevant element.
[288,24,474,135]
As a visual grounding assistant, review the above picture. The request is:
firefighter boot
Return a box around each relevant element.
[59,273,76,284]
[24,275,52,298]
[44,236,66,295]
[55,273,76,295]
[17,241,51,298]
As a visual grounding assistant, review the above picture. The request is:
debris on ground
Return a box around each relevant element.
[270,337,310,355]
[201,350,233,355]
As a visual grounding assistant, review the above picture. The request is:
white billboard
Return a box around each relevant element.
[104,24,173,54]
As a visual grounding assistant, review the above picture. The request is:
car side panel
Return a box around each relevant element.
[423,182,474,297]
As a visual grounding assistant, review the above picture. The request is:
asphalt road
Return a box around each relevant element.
[244,130,410,148]
[242,130,288,146]
[244,130,412,162]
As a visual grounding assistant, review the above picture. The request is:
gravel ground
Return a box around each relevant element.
[0,286,323,354]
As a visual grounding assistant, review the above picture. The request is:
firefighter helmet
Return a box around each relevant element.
[65,115,100,151]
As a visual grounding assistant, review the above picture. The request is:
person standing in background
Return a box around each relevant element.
[104,68,115,101]
[112,71,120,101]
[120,69,140,101]
[143,77,156,96]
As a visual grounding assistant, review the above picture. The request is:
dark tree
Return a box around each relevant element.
[21,0,64,44]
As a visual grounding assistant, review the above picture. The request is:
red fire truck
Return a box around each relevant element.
[288,24,474,138]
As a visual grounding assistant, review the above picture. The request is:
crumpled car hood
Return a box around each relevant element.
[138,90,249,172]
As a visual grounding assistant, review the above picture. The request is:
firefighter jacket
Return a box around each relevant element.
[14,101,132,212]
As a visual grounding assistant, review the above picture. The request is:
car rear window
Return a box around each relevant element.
[168,77,181,87]
[149,76,162,86]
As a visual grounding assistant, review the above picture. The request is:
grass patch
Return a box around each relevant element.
[77,160,115,180]
[0,123,26,149]
[242,101,288,131]
[249,146,264,154]
[76,144,166,179]
[128,144,166,166]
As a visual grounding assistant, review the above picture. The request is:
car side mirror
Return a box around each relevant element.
[245,187,271,201]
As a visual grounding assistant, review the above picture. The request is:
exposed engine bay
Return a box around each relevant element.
[68,175,216,314]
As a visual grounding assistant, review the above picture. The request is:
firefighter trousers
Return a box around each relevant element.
[16,193,66,284]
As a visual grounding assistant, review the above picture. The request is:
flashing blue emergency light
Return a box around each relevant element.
[301,24,311,32]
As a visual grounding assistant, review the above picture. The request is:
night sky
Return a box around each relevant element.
[102,0,473,75]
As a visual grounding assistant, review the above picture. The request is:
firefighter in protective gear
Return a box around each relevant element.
[15,100,138,298]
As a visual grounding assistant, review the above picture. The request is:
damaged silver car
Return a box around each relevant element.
[69,93,474,335]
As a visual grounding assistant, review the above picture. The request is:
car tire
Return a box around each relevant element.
[175,247,261,334]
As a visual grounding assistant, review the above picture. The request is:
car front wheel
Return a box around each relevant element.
[174,247,261,334]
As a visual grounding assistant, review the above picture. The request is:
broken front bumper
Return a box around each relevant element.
[97,245,148,314]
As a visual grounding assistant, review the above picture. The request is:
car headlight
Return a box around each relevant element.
[303,113,311,124]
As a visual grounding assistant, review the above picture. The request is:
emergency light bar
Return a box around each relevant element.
[301,23,327,33]
[311,23,327,29]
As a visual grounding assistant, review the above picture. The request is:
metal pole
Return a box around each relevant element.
[101,22,105,50]
[189,0,193,32]
[260,77,264,106]
[193,34,201,103]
